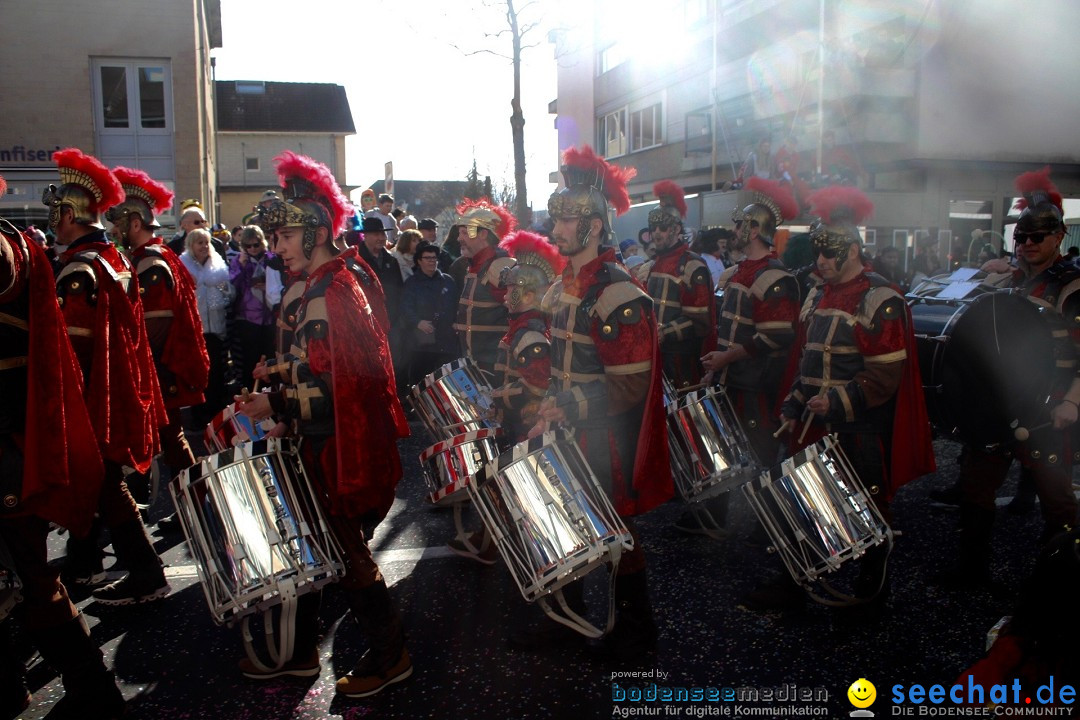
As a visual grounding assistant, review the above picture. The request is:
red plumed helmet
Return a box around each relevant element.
[112,166,174,214]
[499,229,566,281]
[806,185,874,227]
[746,176,799,225]
[1013,165,1063,213]
[652,180,687,219]
[456,198,517,238]
[273,151,353,237]
[560,145,636,217]
[53,147,124,213]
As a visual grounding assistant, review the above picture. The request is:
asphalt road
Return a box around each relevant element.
[9,420,1063,720]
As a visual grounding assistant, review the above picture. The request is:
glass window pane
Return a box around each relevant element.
[100,66,128,129]
[139,66,166,128]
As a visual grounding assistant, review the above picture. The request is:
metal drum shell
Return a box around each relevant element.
[419,428,503,505]
[742,435,891,585]
[410,358,498,441]
[469,430,632,602]
[169,438,344,625]
[667,386,758,501]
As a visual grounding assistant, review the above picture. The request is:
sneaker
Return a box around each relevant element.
[92,573,170,606]
[64,567,108,588]
[335,647,413,698]
[238,649,321,680]
[446,533,498,566]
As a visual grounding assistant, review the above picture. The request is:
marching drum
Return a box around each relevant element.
[909,290,1055,448]
[204,402,274,453]
[667,387,758,502]
[742,435,891,589]
[419,428,503,505]
[469,429,632,636]
[170,438,343,668]
[410,358,498,441]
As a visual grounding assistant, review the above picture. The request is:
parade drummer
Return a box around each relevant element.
[694,177,801,536]
[745,185,934,611]
[452,199,517,379]
[937,167,1080,588]
[106,166,208,481]
[635,180,716,390]
[529,145,671,658]
[0,186,126,718]
[44,149,171,607]
[239,152,412,698]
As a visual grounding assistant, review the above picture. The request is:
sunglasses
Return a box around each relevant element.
[1014,232,1056,246]
[812,246,839,259]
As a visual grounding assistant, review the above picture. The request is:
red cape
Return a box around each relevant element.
[143,238,209,397]
[62,239,166,472]
[308,251,409,520]
[19,236,104,536]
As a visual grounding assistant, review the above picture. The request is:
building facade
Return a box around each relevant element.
[0,0,221,229]
[551,0,1080,256]
[215,80,355,227]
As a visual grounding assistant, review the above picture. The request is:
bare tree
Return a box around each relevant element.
[451,0,542,228]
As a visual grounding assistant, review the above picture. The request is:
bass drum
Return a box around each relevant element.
[910,291,1056,448]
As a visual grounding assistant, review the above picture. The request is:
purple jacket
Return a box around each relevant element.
[230,253,275,325]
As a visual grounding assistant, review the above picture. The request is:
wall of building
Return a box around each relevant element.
[218,134,345,188]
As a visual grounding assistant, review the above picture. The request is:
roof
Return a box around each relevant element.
[216,81,355,134]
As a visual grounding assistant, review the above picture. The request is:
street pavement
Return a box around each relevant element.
[10,421,1060,720]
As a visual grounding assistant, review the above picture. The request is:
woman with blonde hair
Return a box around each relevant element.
[179,227,234,422]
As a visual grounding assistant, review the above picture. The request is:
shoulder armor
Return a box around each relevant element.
[750,267,798,301]
[857,286,905,329]
[687,261,712,288]
[137,256,173,287]
[512,329,549,359]
[57,260,99,297]
[716,265,738,289]
[592,279,651,322]
[485,256,517,286]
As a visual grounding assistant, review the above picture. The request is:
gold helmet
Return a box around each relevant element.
[106,166,174,236]
[260,151,352,259]
[547,145,635,247]
[806,186,874,273]
[42,148,124,230]
[1013,166,1066,237]
[731,176,798,247]
[648,180,687,230]
[455,199,516,242]
[498,229,566,303]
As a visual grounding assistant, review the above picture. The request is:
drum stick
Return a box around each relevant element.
[773,419,792,439]
[1014,421,1053,442]
[797,398,819,444]
[240,387,251,403]
[252,379,262,394]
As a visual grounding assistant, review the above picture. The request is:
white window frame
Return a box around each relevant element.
[598,43,629,75]
[245,156,260,172]
[598,107,628,159]
[91,58,173,136]
[629,102,663,153]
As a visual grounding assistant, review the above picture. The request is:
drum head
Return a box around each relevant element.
[932,293,1055,447]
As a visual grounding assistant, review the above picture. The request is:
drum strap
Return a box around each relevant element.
[241,578,298,672]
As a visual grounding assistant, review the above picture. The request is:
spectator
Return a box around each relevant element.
[1066,246,1079,263]
[399,215,418,232]
[229,225,278,390]
[365,192,400,247]
[179,228,234,423]
[818,130,862,185]
[637,227,656,260]
[696,227,732,288]
[772,135,800,183]
[619,238,642,261]
[420,217,454,273]
[401,241,459,384]
[358,216,406,383]
[737,136,772,184]
[872,245,906,290]
[392,228,421,280]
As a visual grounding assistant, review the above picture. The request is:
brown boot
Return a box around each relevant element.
[335,581,412,698]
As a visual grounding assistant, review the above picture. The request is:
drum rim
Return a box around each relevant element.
[418,427,501,462]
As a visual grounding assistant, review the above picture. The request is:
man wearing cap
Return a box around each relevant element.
[635,180,716,390]
[43,149,171,606]
[937,167,1080,588]
[419,217,453,273]
[452,199,517,378]
[530,146,671,658]
[747,185,932,610]
[0,181,126,717]
[240,151,411,697]
[365,192,398,247]
[106,167,208,483]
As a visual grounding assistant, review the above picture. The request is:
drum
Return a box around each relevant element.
[419,428,503,505]
[742,435,891,586]
[909,290,1055,448]
[204,402,273,454]
[410,358,498,441]
[169,438,343,626]
[469,430,632,603]
[668,387,758,501]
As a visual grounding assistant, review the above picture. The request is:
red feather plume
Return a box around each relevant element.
[653,180,687,219]
[112,166,174,214]
[746,176,799,224]
[53,147,124,211]
[1013,165,1063,212]
[499,230,566,277]
[561,145,636,217]
[273,151,353,237]
[455,198,518,238]
[806,185,874,227]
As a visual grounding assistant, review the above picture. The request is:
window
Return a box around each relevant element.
[93,59,172,134]
[101,66,129,128]
[245,157,260,171]
[685,109,712,155]
[138,67,166,128]
[630,103,662,152]
[597,108,627,158]
[598,43,629,75]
